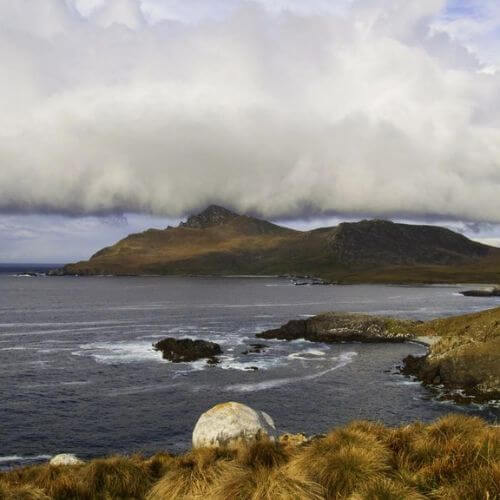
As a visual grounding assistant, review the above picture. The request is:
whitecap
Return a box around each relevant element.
[73,341,163,364]
[217,355,281,371]
[288,348,327,360]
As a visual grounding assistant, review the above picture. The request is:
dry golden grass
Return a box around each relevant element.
[2,415,498,499]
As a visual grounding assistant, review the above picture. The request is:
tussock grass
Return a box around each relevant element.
[2,415,498,499]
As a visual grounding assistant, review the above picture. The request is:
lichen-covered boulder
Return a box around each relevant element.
[49,453,83,466]
[192,402,277,448]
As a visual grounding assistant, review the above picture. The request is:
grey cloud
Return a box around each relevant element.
[0,213,176,262]
[0,0,500,222]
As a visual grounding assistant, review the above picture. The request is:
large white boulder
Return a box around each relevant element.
[49,453,84,466]
[192,402,277,448]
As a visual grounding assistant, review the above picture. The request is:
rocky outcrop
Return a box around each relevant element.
[257,312,419,343]
[49,454,84,466]
[178,205,238,229]
[259,308,500,404]
[153,338,222,363]
[400,307,500,403]
[460,286,500,297]
[401,352,500,403]
[192,402,277,448]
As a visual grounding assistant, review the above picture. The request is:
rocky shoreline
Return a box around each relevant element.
[256,312,419,343]
[256,309,500,405]
[460,286,500,297]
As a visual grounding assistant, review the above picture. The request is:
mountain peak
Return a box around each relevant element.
[179,205,239,229]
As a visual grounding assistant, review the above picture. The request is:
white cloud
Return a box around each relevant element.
[0,0,499,222]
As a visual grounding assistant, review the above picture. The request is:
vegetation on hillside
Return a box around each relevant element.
[60,206,500,284]
[1,415,498,499]
[404,307,500,402]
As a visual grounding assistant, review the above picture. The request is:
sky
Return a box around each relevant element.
[1,0,500,262]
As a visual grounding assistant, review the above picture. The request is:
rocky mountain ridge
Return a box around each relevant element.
[60,205,500,283]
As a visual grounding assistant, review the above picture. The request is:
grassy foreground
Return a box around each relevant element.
[1,415,498,499]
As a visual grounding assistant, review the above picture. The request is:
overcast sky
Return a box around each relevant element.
[1,0,500,262]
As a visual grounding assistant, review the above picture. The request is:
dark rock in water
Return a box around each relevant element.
[257,313,417,343]
[242,343,268,355]
[245,366,259,371]
[153,338,222,363]
[460,287,500,297]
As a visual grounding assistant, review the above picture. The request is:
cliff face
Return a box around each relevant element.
[62,205,500,283]
[329,220,489,265]
[402,307,500,402]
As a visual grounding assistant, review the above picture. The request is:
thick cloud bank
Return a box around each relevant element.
[1,0,499,221]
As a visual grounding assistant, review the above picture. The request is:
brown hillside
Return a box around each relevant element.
[62,206,500,283]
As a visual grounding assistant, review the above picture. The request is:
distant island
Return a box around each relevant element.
[56,205,500,284]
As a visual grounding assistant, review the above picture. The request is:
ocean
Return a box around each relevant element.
[1,269,498,469]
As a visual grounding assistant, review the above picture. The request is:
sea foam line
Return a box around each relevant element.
[222,351,357,393]
[0,455,51,463]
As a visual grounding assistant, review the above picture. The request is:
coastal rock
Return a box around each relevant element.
[460,286,500,297]
[241,343,268,355]
[257,313,418,343]
[49,454,84,466]
[192,402,277,448]
[153,338,222,363]
[179,205,238,229]
[401,335,500,404]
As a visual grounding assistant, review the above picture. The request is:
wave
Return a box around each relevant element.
[222,351,357,393]
[106,382,184,397]
[217,355,282,371]
[0,319,135,328]
[287,348,327,360]
[73,341,163,364]
[0,325,129,338]
[0,455,51,469]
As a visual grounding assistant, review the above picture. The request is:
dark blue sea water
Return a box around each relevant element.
[1,270,499,469]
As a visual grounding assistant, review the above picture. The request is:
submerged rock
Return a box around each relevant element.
[241,343,268,355]
[49,454,84,466]
[257,312,418,343]
[192,402,277,448]
[153,338,222,363]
